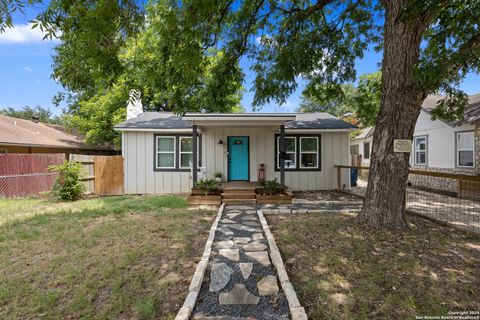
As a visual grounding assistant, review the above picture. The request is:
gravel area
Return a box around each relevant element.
[193,206,290,319]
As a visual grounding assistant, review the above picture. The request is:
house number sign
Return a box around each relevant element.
[393,139,412,153]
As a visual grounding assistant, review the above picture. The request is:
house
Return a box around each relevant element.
[0,115,115,156]
[114,111,356,194]
[350,93,480,175]
[350,127,374,167]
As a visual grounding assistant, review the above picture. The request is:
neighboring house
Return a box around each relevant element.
[114,111,356,194]
[350,93,480,175]
[0,115,115,156]
[350,127,374,167]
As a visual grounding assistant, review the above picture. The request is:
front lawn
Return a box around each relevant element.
[268,212,480,320]
[0,195,215,319]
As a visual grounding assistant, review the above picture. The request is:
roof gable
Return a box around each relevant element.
[0,115,106,150]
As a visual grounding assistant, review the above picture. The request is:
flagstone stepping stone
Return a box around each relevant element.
[239,262,253,280]
[245,251,271,266]
[243,221,261,227]
[241,216,258,221]
[210,263,233,292]
[226,213,241,219]
[245,210,257,214]
[221,218,236,224]
[217,227,234,236]
[215,240,235,249]
[233,237,251,244]
[228,205,254,210]
[257,275,279,296]
[243,241,268,252]
[194,316,255,320]
[228,224,256,232]
[219,249,239,261]
[252,233,264,241]
[219,284,260,305]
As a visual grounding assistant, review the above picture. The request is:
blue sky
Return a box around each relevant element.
[0,8,479,115]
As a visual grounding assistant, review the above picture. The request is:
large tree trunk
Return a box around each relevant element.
[357,0,430,229]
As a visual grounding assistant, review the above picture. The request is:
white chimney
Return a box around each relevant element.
[127,89,143,120]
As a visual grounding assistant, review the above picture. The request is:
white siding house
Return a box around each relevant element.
[350,93,480,175]
[116,112,355,194]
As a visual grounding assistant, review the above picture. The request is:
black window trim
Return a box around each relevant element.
[153,133,202,172]
[274,134,322,172]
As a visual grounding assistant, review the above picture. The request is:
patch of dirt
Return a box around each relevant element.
[268,212,480,320]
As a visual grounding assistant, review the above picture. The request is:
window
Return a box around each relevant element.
[300,137,319,168]
[275,135,321,171]
[156,136,176,169]
[363,142,370,159]
[277,136,296,169]
[179,137,193,169]
[350,145,359,155]
[456,131,475,168]
[414,136,427,166]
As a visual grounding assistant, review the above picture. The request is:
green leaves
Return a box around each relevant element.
[299,71,381,127]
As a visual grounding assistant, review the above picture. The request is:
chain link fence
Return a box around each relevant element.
[339,165,480,234]
[0,173,59,198]
[0,154,64,198]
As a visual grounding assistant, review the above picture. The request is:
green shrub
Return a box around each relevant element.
[214,171,222,178]
[49,161,86,201]
[262,178,282,195]
[194,178,220,196]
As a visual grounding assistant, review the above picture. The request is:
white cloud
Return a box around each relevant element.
[0,23,58,44]
[23,66,33,72]
[278,100,297,112]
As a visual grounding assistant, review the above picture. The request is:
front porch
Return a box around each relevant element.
[188,181,293,205]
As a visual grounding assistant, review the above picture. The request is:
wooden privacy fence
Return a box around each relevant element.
[70,154,124,196]
[0,154,65,198]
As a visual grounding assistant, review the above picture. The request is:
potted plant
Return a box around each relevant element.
[256,178,292,204]
[188,178,222,205]
[214,171,223,183]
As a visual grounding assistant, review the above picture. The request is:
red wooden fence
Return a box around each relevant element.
[0,154,65,198]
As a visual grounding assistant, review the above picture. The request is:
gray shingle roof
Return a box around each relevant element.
[115,112,192,129]
[285,113,357,129]
[115,112,356,130]
[422,93,480,125]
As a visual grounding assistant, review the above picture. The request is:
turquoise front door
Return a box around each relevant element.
[228,136,249,181]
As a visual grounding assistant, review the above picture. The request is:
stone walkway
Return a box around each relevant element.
[186,205,304,320]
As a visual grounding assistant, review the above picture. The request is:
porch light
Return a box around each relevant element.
[218,140,224,145]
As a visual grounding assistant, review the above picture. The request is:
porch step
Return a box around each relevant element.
[221,193,256,199]
[222,188,257,194]
[222,199,257,204]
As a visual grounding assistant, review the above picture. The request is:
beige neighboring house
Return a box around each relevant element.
[0,115,115,156]
[350,93,480,175]
[115,110,357,194]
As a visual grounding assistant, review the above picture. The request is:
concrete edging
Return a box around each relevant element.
[175,204,225,320]
[257,209,308,320]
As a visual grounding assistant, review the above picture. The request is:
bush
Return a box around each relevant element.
[194,178,220,196]
[261,178,282,195]
[49,161,86,201]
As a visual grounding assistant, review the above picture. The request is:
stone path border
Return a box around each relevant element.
[257,209,308,320]
[176,204,225,320]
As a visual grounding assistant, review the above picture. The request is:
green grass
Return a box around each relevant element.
[0,195,215,319]
[268,212,480,320]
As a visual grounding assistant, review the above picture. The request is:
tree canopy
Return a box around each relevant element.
[0,105,63,124]
[298,71,381,127]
